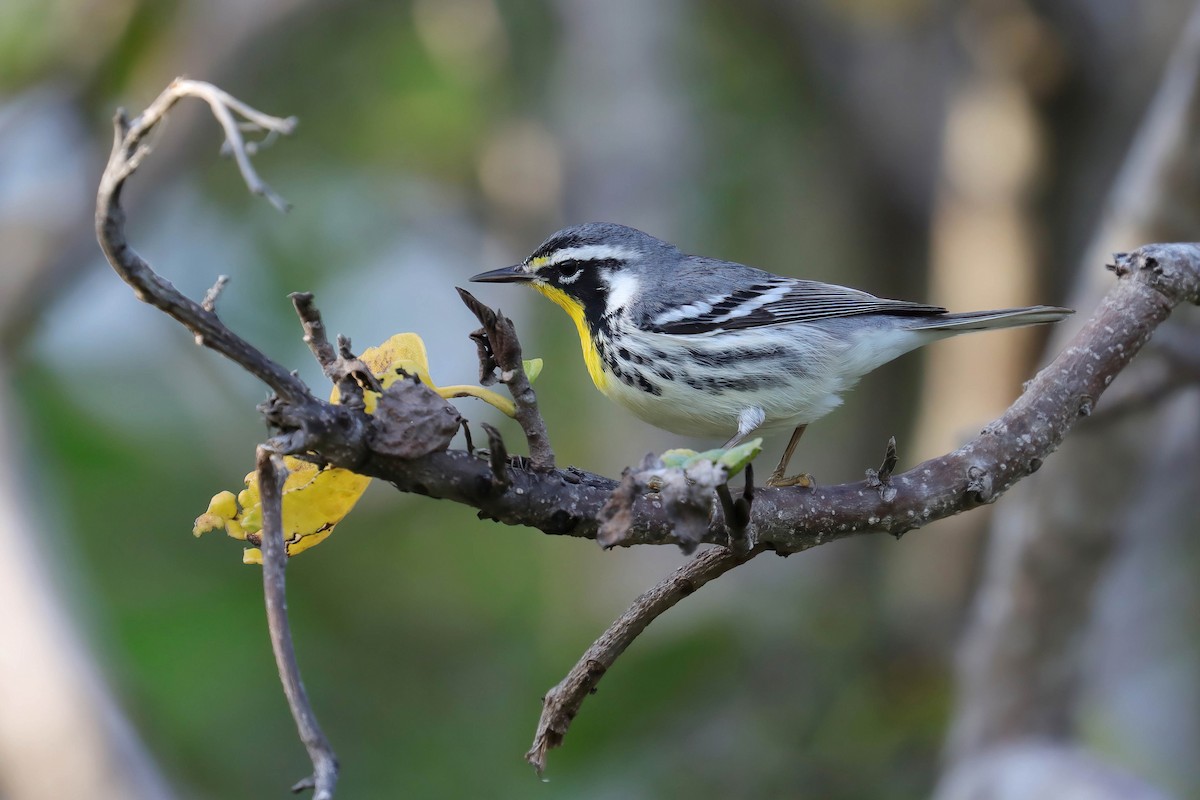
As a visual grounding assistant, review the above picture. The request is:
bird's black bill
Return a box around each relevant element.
[469,265,533,283]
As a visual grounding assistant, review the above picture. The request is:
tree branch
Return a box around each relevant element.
[257,448,339,799]
[348,245,1199,554]
[97,85,1200,565]
[94,77,1200,791]
[526,543,768,776]
[943,4,1200,769]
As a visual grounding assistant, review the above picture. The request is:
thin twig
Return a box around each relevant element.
[201,275,230,313]
[480,422,512,491]
[714,462,755,549]
[456,287,555,469]
[95,78,311,406]
[290,292,338,371]
[177,79,297,211]
[287,293,380,415]
[256,447,339,799]
[865,437,899,502]
[526,544,768,776]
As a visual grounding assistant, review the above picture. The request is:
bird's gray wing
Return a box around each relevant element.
[640,267,946,335]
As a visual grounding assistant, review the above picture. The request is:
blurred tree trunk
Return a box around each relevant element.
[0,361,172,800]
[540,0,704,609]
[939,4,1200,797]
[550,0,697,470]
[902,0,1054,643]
[0,3,326,795]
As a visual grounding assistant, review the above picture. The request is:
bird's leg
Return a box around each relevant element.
[767,424,814,488]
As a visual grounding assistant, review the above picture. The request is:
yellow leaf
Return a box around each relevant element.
[196,332,527,562]
[356,333,518,417]
[194,458,370,560]
[193,491,237,536]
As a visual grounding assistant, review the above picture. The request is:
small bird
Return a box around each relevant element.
[471,223,1071,486]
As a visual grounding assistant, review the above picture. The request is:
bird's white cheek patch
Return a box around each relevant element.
[604,273,639,315]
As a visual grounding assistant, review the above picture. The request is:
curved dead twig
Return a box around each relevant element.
[96,79,305,405]
[526,543,768,776]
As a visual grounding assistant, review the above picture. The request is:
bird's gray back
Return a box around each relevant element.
[629,255,779,326]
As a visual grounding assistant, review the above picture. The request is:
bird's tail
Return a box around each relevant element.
[908,305,1073,333]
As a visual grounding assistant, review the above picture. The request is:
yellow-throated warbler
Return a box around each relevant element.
[471,223,1071,485]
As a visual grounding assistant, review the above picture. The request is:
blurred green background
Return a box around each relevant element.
[2,1,1198,798]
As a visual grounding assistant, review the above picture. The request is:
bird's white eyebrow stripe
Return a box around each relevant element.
[543,245,638,266]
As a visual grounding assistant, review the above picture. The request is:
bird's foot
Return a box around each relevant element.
[766,471,815,489]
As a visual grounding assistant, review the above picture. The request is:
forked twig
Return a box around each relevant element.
[481,422,513,491]
[457,287,555,469]
[96,78,309,405]
[291,291,339,371]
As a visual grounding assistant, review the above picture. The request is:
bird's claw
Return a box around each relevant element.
[766,472,815,489]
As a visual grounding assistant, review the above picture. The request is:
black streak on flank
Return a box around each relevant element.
[635,373,661,395]
[602,344,663,396]
[683,347,783,368]
[682,373,784,395]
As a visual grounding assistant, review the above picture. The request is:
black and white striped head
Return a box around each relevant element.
[470,223,680,320]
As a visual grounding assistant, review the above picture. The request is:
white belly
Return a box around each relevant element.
[593,323,933,440]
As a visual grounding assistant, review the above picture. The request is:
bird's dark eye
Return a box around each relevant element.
[556,260,581,278]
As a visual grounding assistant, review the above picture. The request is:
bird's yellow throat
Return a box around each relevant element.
[531,283,608,391]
